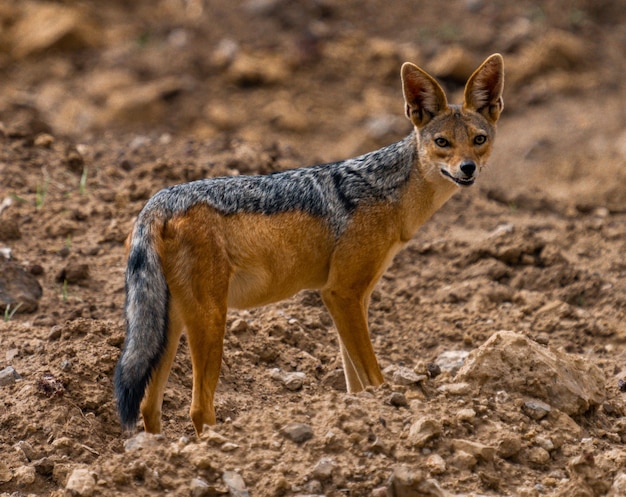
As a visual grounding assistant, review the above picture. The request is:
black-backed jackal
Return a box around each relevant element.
[115,54,504,435]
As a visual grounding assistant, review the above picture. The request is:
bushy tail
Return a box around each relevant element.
[114,214,169,431]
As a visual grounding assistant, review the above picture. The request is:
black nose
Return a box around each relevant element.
[460,161,476,177]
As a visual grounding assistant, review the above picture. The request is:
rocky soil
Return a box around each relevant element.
[1,1,625,496]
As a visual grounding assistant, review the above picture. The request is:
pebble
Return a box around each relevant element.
[222,470,249,497]
[271,368,306,391]
[497,435,522,459]
[190,477,210,497]
[392,366,428,386]
[48,325,63,341]
[525,446,551,467]
[408,418,442,448]
[437,382,471,395]
[14,465,36,486]
[389,392,408,407]
[311,457,336,481]
[281,423,313,443]
[0,366,20,387]
[387,465,450,497]
[535,435,555,452]
[425,453,447,474]
[451,439,496,462]
[201,428,228,446]
[14,440,37,461]
[6,348,19,361]
[65,468,96,496]
[456,408,476,422]
[0,461,11,483]
[610,473,626,495]
[124,432,163,452]
[220,442,239,452]
[449,450,477,470]
[434,350,469,374]
[230,318,249,334]
[522,399,552,420]
[34,133,54,148]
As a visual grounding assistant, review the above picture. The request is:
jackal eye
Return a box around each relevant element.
[434,137,449,148]
[474,135,487,145]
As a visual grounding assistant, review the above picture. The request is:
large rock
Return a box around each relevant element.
[456,330,605,416]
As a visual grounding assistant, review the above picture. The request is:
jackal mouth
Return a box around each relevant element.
[440,168,475,187]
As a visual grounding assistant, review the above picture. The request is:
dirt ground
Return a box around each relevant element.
[1,1,625,496]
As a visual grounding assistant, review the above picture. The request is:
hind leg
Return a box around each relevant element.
[140,303,184,434]
[183,300,228,435]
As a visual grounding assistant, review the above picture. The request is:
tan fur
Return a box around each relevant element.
[134,54,504,435]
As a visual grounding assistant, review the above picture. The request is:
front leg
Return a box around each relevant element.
[321,288,384,392]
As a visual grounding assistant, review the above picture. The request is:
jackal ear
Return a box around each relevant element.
[401,62,448,128]
[464,53,504,124]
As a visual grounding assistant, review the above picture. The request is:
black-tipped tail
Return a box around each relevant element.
[114,220,169,431]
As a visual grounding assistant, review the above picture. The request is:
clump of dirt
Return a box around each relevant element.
[1,0,626,496]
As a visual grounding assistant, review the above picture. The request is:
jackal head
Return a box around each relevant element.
[401,54,504,187]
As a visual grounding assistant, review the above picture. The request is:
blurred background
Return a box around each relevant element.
[0,0,625,208]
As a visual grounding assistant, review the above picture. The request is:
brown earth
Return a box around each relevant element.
[1,1,625,496]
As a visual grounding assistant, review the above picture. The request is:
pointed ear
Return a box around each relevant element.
[401,62,448,128]
[464,53,504,124]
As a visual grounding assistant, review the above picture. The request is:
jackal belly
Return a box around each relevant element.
[225,211,334,309]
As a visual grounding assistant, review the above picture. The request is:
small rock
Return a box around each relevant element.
[14,465,36,486]
[497,435,522,459]
[65,468,96,496]
[408,418,442,448]
[609,473,626,497]
[34,133,54,148]
[392,366,427,386]
[0,461,12,483]
[269,368,306,391]
[281,423,313,443]
[427,363,441,378]
[0,366,21,386]
[322,369,346,391]
[230,318,249,333]
[372,486,389,497]
[15,440,37,461]
[525,447,551,467]
[425,454,447,474]
[451,439,496,462]
[201,428,228,446]
[435,350,469,374]
[455,408,476,422]
[6,348,19,361]
[124,432,163,452]
[0,217,21,241]
[522,399,552,420]
[618,379,626,392]
[222,470,249,497]
[535,436,555,452]
[387,465,448,497]
[389,392,408,407]
[190,477,211,497]
[56,263,90,285]
[48,325,63,341]
[450,450,477,471]
[311,457,336,481]
[220,442,239,452]
[437,382,471,395]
